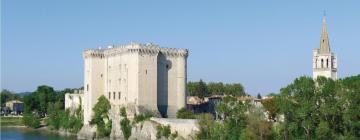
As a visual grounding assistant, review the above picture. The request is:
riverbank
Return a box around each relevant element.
[1,116,77,137]
[0,116,24,126]
[1,126,77,140]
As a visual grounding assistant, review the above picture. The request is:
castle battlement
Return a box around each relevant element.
[83,42,188,58]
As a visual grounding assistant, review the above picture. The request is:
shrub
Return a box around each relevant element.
[23,111,41,128]
[120,107,132,140]
[176,107,195,119]
[133,113,152,124]
[90,95,112,137]
[156,125,171,139]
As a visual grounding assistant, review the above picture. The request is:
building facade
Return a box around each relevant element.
[313,16,337,80]
[82,42,188,125]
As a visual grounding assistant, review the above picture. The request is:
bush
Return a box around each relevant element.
[90,95,112,138]
[120,107,132,140]
[133,113,152,124]
[23,111,41,128]
[176,107,195,119]
[156,125,171,139]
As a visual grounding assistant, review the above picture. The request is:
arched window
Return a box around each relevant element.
[326,59,329,68]
[315,58,318,68]
[118,92,121,100]
[113,92,115,99]
[108,92,111,99]
[321,59,324,68]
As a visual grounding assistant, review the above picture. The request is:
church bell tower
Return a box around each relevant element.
[313,15,337,80]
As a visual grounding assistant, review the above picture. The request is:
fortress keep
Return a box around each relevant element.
[81,42,188,125]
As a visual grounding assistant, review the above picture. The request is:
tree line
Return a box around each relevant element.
[194,75,360,140]
[187,79,246,98]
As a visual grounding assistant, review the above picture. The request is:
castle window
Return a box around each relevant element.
[113,92,115,100]
[118,92,121,99]
[108,92,111,99]
[321,59,324,68]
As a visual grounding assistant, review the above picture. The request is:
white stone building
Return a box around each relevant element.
[80,42,188,126]
[313,16,337,80]
[64,90,84,112]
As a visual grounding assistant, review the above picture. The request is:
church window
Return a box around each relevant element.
[326,59,329,68]
[113,92,115,100]
[108,92,111,99]
[321,59,324,68]
[87,84,89,91]
[118,92,121,99]
[146,70,147,74]
[100,74,103,78]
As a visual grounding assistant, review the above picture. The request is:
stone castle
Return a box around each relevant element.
[313,15,337,80]
[66,42,188,127]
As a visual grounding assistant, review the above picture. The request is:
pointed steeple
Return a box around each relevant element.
[319,14,331,54]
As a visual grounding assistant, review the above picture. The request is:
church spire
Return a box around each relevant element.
[319,14,331,53]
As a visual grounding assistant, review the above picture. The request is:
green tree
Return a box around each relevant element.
[90,95,112,137]
[244,107,273,140]
[120,107,131,140]
[23,111,41,128]
[338,75,360,138]
[46,101,63,130]
[261,97,279,122]
[315,121,332,140]
[0,89,21,107]
[197,79,208,98]
[207,82,225,95]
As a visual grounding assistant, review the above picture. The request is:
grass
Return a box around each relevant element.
[0,117,24,126]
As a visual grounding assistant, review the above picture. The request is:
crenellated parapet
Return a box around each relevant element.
[83,42,188,58]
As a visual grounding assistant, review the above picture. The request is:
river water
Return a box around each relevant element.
[0,127,77,140]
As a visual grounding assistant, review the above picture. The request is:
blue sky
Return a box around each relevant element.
[1,0,359,95]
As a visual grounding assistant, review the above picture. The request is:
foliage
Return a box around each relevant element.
[188,80,246,98]
[275,75,360,139]
[46,100,83,133]
[46,101,63,129]
[176,107,196,119]
[133,113,152,124]
[243,107,274,140]
[0,89,21,107]
[90,95,112,138]
[170,131,178,140]
[194,75,360,140]
[156,125,171,139]
[261,97,280,122]
[22,111,41,128]
[23,86,79,115]
[196,95,250,140]
[120,107,132,140]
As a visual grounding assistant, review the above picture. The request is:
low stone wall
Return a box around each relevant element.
[77,117,199,140]
[150,118,198,139]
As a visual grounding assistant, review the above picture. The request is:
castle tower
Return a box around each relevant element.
[313,15,337,80]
